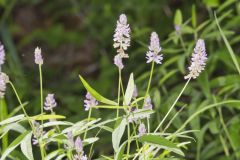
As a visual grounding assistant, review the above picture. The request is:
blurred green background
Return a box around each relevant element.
[1,0,240,159]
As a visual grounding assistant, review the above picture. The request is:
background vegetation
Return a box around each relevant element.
[0,0,240,159]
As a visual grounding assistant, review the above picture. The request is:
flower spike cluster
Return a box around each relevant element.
[44,94,57,111]
[113,14,131,70]
[0,43,6,67]
[184,39,207,79]
[113,14,131,58]
[84,92,98,111]
[146,32,163,64]
[138,123,146,136]
[0,72,9,98]
[114,54,124,70]
[34,47,43,65]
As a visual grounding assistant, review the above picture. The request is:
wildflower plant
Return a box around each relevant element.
[3,11,240,160]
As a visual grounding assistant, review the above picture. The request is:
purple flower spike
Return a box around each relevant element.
[138,123,146,136]
[185,39,207,79]
[34,47,43,65]
[114,54,124,70]
[0,72,8,98]
[67,131,74,148]
[113,14,131,58]
[146,32,163,64]
[143,96,153,110]
[0,43,6,66]
[84,92,98,111]
[44,94,57,111]
[75,136,83,153]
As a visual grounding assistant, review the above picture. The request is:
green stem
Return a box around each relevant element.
[9,81,45,159]
[39,65,43,127]
[50,109,61,149]
[218,108,237,157]
[179,34,187,53]
[117,69,121,118]
[132,123,139,150]
[126,121,131,160]
[84,108,92,140]
[154,78,191,133]
[145,62,155,99]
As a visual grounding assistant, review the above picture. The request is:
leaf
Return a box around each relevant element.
[21,132,34,160]
[215,13,240,75]
[115,141,127,160]
[83,137,99,146]
[92,105,127,109]
[112,118,127,152]
[124,73,134,105]
[0,131,29,160]
[174,9,182,26]
[192,5,197,28]
[45,149,64,160]
[30,114,65,120]
[0,114,24,125]
[79,75,117,105]
[138,135,184,156]
[203,0,220,7]
[41,121,73,128]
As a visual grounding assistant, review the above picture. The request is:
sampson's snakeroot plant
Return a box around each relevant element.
[0,13,212,160]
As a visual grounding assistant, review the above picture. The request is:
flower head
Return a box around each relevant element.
[185,39,207,79]
[0,43,6,66]
[114,54,124,70]
[44,94,57,111]
[66,131,74,149]
[34,47,43,65]
[84,92,98,111]
[75,136,83,153]
[175,25,181,34]
[81,155,88,160]
[146,32,163,64]
[113,14,131,58]
[32,121,45,145]
[138,123,146,136]
[0,72,8,98]
[143,96,153,110]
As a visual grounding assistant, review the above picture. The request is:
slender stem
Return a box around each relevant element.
[147,118,150,133]
[50,109,61,149]
[39,65,43,127]
[9,81,45,159]
[162,105,186,133]
[154,78,191,133]
[84,108,92,140]
[218,108,237,157]
[117,69,121,118]
[145,62,155,99]
[179,34,187,53]
[132,123,139,150]
[9,82,30,123]
[126,121,131,160]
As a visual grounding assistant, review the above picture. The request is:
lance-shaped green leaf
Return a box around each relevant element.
[174,9,182,26]
[139,135,184,156]
[0,131,29,160]
[79,75,117,105]
[21,132,34,160]
[124,73,134,105]
[30,114,65,120]
[112,118,127,152]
